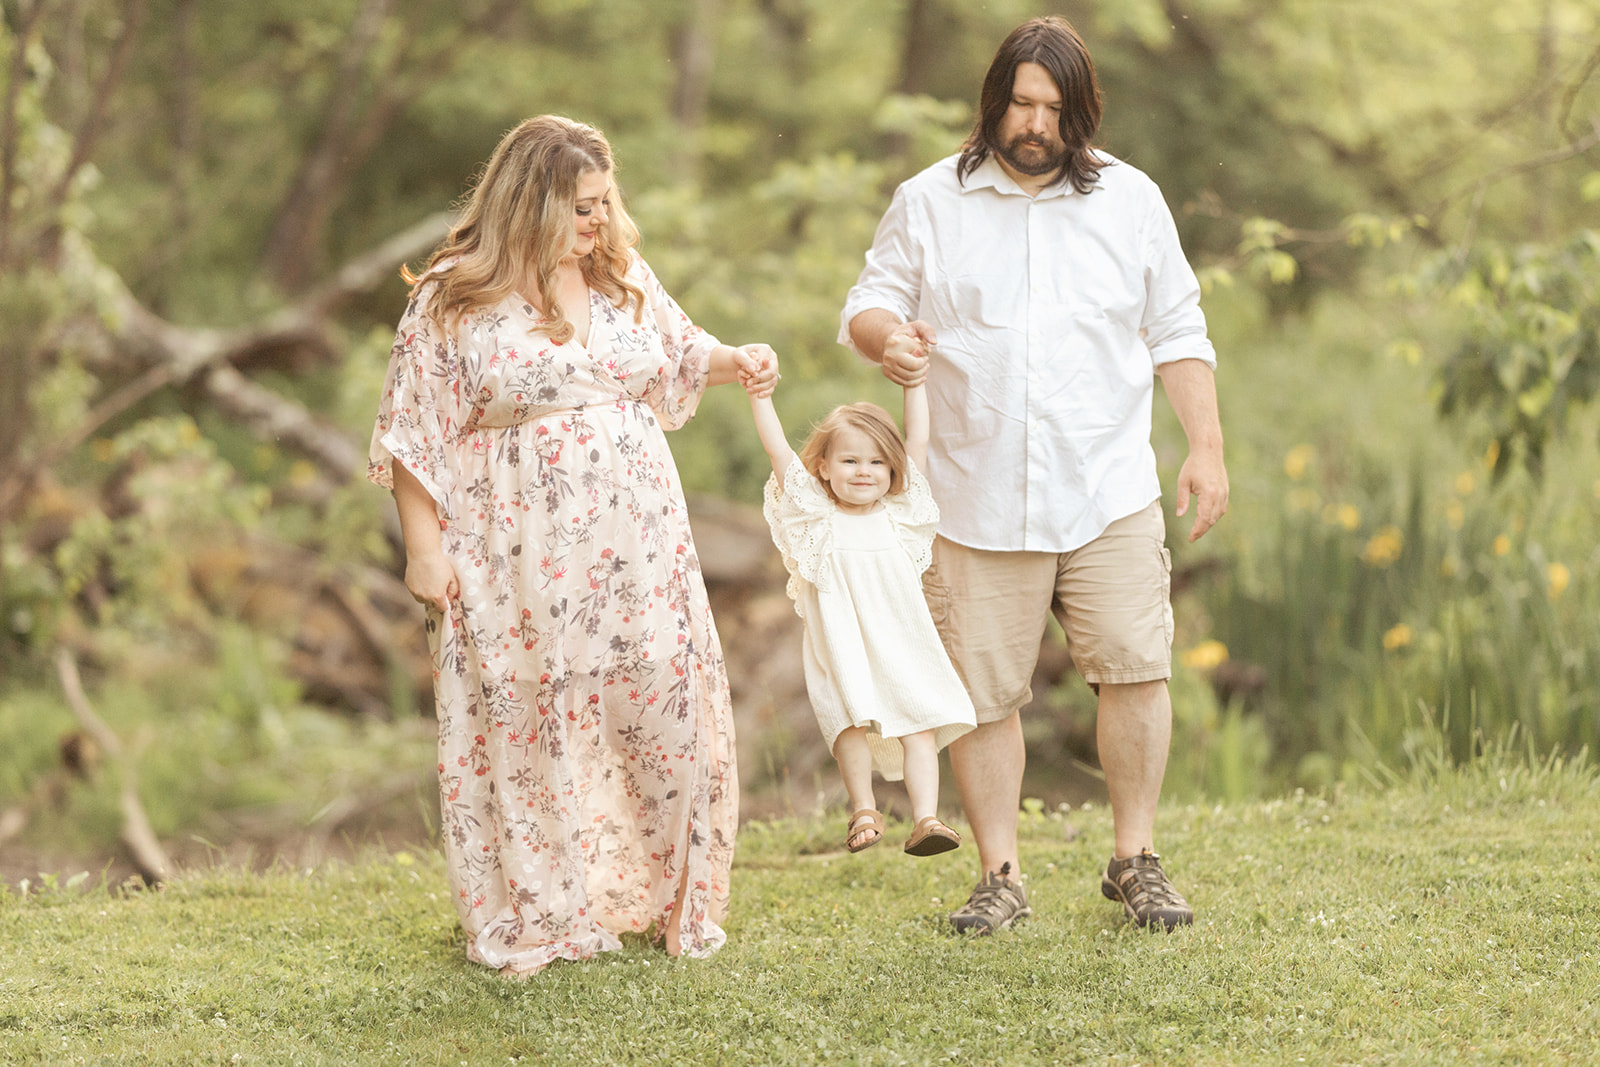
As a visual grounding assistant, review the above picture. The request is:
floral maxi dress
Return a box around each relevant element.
[368,253,737,974]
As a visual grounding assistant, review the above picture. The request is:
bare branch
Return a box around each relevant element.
[45,0,148,229]
[1558,40,1600,142]
[54,646,173,885]
[301,209,454,318]
[0,0,50,264]
[201,363,364,476]
[1503,114,1600,175]
[0,213,443,527]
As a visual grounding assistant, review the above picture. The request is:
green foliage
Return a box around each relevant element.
[3,755,1599,1064]
[0,639,434,854]
[5,0,1600,866]
[1431,231,1600,480]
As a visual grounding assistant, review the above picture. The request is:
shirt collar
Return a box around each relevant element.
[961,154,1075,200]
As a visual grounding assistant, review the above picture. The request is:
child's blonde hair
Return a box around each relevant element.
[798,402,909,505]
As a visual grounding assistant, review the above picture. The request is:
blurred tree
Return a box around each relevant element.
[2,0,1598,858]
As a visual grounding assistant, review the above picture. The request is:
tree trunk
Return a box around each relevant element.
[881,0,948,160]
[667,0,723,183]
[258,0,394,292]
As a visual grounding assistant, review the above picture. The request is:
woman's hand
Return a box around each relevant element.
[405,549,460,613]
[734,343,780,397]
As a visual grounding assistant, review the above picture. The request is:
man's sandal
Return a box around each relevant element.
[903,816,961,857]
[845,808,885,853]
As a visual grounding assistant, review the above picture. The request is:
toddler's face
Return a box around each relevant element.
[819,427,893,513]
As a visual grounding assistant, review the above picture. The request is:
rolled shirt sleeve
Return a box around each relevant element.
[1139,186,1216,370]
[838,185,924,357]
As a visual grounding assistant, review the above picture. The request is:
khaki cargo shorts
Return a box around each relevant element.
[921,500,1174,723]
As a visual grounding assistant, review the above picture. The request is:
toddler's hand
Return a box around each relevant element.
[882,321,934,387]
[736,344,780,398]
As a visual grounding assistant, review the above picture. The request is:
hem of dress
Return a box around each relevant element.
[467,924,625,977]
[677,920,728,960]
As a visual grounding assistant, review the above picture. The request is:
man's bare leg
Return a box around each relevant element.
[1095,679,1172,857]
[948,713,1025,876]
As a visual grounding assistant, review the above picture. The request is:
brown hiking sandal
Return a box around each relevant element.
[948,861,1031,934]
[903,816,961,857]
[845,808,885,853]
[1100,849,1193,930]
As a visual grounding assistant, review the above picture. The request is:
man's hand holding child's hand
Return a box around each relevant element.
[881,321,935,388]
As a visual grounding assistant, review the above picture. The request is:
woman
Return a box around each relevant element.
[368,115,774,975]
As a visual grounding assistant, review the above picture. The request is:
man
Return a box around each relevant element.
[839,16,1227,934]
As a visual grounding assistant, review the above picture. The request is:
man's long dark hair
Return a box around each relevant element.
[956,16,1107,194]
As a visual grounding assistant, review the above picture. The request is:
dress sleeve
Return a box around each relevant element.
[638,255,721,430]
[761,455,837,615]
[367,285,460,520]
[880,459,941,575]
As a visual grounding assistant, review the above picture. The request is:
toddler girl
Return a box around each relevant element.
[748,380,976,855]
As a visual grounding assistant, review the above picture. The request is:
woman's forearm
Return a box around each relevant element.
[706,344,742,388]
[392,461,445,561]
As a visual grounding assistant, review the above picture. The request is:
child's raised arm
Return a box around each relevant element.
[903,383,929,473]
[750,392,797,491]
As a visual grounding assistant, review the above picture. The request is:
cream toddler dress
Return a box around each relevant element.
[763,455,976,778]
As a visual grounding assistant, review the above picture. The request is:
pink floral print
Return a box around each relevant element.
[369,254,737,975]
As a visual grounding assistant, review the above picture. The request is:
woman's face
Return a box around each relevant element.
[568,168,613,259]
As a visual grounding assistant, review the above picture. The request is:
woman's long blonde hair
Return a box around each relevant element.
[404,115,646,341]
[798,402,910,506]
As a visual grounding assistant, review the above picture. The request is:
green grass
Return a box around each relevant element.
[4,752,1599,1066]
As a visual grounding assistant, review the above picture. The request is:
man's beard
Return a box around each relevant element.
[998,134,1067,177]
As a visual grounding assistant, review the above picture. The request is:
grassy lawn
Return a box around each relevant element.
[3,752,1598,1066]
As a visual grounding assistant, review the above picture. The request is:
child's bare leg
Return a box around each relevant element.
[900,729,941,822]
[834,727,881,850]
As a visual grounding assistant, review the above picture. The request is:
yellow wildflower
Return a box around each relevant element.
[1323,503,1361,530]
[1454,471,1475,496]
[288,460,320,488]
[1547,562,1570,601]
[1362,525,1404,568]
[1483,440,1500,471]
[1493,535,1511,557]
[1284,444,1315,481]
[1181,639,1230,672]
[1382,624,1414,651]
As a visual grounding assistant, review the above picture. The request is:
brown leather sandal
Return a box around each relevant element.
[845,808,885,853]
[903,816,961,857]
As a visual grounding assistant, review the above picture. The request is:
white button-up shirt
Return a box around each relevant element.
[839,153,1216,553]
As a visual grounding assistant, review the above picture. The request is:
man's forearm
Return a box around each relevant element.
[1156,358,1223,453]
[847,309,903,364]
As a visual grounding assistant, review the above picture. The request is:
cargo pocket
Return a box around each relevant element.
[1158,543,1174,651]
